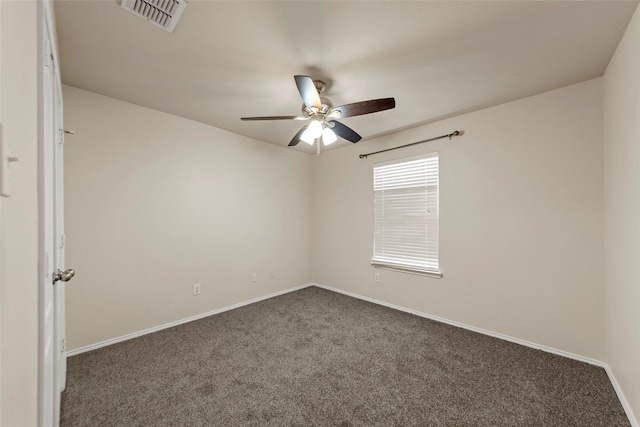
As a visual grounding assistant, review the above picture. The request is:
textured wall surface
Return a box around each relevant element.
[604,4,640,424]
[312,79,605,361]
[64,85,313,350]
[0,1,40,425]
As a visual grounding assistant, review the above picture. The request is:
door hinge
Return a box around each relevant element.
[44,43,52,68]
[61,338,66,353]
[57,130,64,145]
[60,233,65,249]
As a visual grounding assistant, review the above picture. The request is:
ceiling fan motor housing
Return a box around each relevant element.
[301,97,333,117]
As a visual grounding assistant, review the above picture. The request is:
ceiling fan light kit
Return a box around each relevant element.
[300,120,337,146]
[241,75,396,152]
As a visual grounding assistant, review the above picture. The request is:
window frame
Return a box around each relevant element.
[371,152,442,278]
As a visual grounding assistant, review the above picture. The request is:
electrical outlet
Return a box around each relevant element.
[269,270,275,279]
[374,273,380,283]
[251,273,257,283]
[193,284,201,296]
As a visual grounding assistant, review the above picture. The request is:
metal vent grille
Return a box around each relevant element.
[121,0,188,33]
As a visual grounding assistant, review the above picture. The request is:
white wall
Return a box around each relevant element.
[312,78,605,361]
[604,4,640,423]
[0,1,40,426]
[63,86,313,351]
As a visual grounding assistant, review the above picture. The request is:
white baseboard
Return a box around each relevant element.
[604,364,639,427]
[311,283,605,367]
[66,283,313,357]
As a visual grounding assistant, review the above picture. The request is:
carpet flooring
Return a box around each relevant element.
[61,286,630,426]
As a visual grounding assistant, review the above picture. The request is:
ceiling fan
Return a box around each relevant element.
[241,75,396,148]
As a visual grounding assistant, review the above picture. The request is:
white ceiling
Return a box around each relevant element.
[54,0,638,153]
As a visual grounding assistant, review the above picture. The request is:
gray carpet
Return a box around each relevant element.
[61,286,630,426]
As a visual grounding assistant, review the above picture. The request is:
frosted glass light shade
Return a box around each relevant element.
[308,120,323,138]
[300,127,315,144]
[322,127,337,145]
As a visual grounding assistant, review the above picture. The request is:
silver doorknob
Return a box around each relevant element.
[53,268,75,284]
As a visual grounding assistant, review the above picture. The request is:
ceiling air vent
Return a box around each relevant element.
[121,0,188,33]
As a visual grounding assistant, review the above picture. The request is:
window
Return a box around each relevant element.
[372,153,441,277]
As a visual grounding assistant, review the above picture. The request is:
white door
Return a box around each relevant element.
[40,2,69,426]
[40,25,57,426]
[54,72,68,396]
[49,76,69,426]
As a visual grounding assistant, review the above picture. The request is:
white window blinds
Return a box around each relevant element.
[372,153,440,276]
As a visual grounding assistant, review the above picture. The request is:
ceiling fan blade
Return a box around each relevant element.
[294,75,322,109]
[288,125,309,146]
[241,116,306,121]
[331,98,396,119]
[330,120,362,143]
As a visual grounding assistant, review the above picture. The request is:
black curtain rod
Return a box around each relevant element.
[358,130,462,159]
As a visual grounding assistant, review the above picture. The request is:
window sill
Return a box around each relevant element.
[371,262,443,279]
